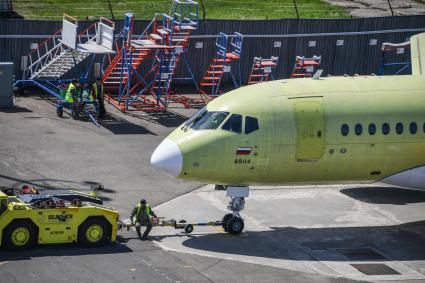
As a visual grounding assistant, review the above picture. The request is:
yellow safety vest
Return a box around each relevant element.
[66,83,76,103]
[134,203,151,222]
[92,82,104,99]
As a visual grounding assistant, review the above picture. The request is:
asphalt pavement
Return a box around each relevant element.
[0,95,424,283]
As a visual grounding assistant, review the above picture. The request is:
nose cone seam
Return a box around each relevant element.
[150,139,183,177]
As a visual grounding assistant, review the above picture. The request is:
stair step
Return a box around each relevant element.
[213,59,230,63]
[207,70,223,74]
[156,29,169,35]
[103,81,122,84]
[202,76,221,81]
[209,65,225,68]
[291,74,306,77]
[173,25,196,31]
[200,83,219,87]
[250,74,267,77]
[150,33,162,40]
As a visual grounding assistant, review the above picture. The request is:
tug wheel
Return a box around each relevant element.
[3,220,37,250]
[78,217,110,247]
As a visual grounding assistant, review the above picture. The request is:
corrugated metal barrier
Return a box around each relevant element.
[1,16,424,84]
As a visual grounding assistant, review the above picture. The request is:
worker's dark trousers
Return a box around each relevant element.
[135,221,153,238]
[98,96,106,118]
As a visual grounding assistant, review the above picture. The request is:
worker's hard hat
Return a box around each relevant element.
[140,199,146,204]
[21,185,31,194]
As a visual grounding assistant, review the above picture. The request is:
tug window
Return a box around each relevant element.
[382,123,390,135]
[190,111,229,130]
[341,124,349,136]
[222,114,242,134]
[410,122,417,134]
[368,123,376,135]
[245,116,259,134]
[355,124,363,136]
[396,122,403,135]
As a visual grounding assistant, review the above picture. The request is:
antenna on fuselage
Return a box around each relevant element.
[312,69,323,80]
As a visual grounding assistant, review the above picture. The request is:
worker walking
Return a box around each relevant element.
[92,78,106,119]
[130,199,157,240]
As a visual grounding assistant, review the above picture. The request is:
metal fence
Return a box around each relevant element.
[1,15,425,84]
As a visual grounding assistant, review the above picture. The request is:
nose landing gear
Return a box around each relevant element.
[221,186,249,234]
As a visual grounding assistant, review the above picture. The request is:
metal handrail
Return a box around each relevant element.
[138,17,155,40]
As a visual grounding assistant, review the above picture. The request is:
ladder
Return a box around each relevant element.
[199,32,243,97]
[379,41,411,75]
[248,56,278,85]
[291,55,321,78]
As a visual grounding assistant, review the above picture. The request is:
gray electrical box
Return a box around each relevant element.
[0,62,14,108]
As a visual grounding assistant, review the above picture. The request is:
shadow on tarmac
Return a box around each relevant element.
[0,242,133,261]
[181,220,425,261]
[0,106,32,113]
[127,110,188,128]
[341,187,425,205]
[99,113,157,135]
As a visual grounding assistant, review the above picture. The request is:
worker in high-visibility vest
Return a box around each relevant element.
[66,79,78,103]
[92,78,106,119]
[66,79,81,119]
[130,199,158,240]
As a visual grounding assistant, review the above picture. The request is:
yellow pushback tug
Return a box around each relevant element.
[0,190,119,249]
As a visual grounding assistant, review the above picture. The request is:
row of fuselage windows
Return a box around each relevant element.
[341,122,425,136]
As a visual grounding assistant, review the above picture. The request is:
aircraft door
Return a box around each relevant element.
[294,100,325,161]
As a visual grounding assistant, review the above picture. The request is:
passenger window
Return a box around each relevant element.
[396,122,403,135]
[245,116,259,134]
[355,124,362,136]
[368,123,376,135]
[222,114,242,134]
[382,123,390,135]
[409,122,417,134]
[341,124,349,136]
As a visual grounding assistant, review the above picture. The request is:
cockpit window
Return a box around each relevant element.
[190,111,229,130]
[245,116,259,134]
[222,114,242,133]
[183,106,207,126]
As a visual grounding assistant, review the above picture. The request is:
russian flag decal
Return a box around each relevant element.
[236,147,252,156]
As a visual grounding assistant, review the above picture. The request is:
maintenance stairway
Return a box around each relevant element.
[200,32,243,98]
[102,0,199,112]
[25,15,115,80]
[248,56,278,85]
[291,55,321,78]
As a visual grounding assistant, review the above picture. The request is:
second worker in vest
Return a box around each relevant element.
[92,78,106,119]
[130,199,158,240]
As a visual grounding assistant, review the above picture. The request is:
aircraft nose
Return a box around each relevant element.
[150,138,183,177]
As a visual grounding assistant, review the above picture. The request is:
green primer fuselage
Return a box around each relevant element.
[167,75,425,186]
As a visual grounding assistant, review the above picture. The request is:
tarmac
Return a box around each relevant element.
[0,95,425,283]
